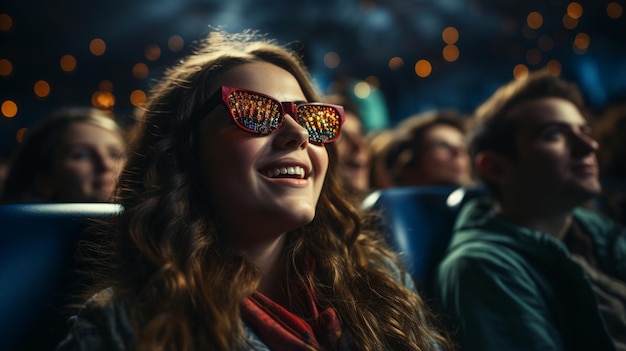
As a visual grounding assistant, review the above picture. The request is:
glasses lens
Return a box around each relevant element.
[296,105,343,144]
[227,90,282,135]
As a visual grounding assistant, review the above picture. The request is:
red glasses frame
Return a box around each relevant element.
[196,86,345,145]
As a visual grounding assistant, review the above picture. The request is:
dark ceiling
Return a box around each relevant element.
[1,0,625,153]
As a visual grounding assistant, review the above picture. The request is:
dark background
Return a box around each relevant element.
[1,0,625,155]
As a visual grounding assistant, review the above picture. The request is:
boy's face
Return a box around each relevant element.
[506,97,601,208]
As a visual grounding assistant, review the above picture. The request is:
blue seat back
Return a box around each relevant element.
[363,186,484,294]
[0,203,122,351]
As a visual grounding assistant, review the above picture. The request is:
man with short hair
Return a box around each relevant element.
[436,71,626,351]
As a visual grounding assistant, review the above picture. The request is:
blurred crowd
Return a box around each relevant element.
[1,30,625,351]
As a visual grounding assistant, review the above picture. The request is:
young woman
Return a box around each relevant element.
[2,107,127,203]
[57,30,451,351]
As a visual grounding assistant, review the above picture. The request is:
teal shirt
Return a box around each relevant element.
[436,197,626,351]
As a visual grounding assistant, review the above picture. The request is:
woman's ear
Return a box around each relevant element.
[474,151,513,186]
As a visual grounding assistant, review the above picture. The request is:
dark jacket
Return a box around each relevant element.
[436,196,626,351]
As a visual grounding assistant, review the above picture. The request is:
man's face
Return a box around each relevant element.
[507,97,601,209]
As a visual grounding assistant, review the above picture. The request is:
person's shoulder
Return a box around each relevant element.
[574,206,625,235]
[56,288,133,351]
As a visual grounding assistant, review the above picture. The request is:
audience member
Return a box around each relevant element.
[436,70,626,350]
[386,109,472,187]
[57,30,452,351]
[324,93,371,198]
[591,100,626,225]
[1,107,127,203]
[368,128,396,189]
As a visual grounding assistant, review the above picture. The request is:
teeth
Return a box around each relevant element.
[264,166,305,179]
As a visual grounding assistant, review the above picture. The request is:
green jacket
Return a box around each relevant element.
[436,196,626,351]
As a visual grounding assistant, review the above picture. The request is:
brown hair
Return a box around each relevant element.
[86,30,451,351]
[386,109,467,185]
[469,70,587,195]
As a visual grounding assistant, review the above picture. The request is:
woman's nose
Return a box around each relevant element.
[273,114,309,149]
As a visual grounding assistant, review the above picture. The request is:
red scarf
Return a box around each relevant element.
[241,286,342,351]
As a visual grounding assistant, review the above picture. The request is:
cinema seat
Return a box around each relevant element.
[362,186,485,296]
[0,203,122,351]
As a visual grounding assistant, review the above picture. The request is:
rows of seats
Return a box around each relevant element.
[0,203,122,351]
[0,186,482,350]
[363,186,485,296]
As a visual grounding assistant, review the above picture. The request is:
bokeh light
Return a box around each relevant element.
[60,55,77,72]
[89,38,106,56]
[323,51,340,69]
[0,58,13,77]
[607,2,623,19]
[567,2,583,19]
[168,35,185,52]
[0,13,12,31]
[353,81,372,99]
[562,14,578,29]
[414,59,432,78]
[546,60,562,75]
[513,64,529,80]
[16,127,27,143]
[91,91,115,109]
[443,45,459,62]
[2,100,18,118]
[99,80,113,92]
[388,57,404,70]
[442,27,459,44]
[145,44,161,61]
[527,12,543,29]
[130,90,147,107]
[132,63,149,80]
[34,80,50,98]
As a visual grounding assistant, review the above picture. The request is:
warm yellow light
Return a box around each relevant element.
[388,57,404,70]
[0,13,12,31]
[99,80,113,92]
[526,48,542,65]
[607,2,623,19]
[168,35,184,52]
[442,27,459,44]
[443,45,459,62]
[91,91,116,109]
[546,60,562,75]
[132,63,149,80]
[414,59,432,78]
[90,38,106,56]
[130,90,147,107]
[513,64,529,80]
[34,80,50,98]
[145,45,161,61]
[2,100,18,118]
[365,76,380,88]
[353,81,371,99]
[16,128,27,143]
[562,14,578,29]
[567,2,583,19]
[0,58,13,76]
[574,32,590,49]
[60,54,77,72]
[323,51,340,69]
[527,12,543,29]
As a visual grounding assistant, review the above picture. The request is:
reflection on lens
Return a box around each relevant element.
[229,90,281,135]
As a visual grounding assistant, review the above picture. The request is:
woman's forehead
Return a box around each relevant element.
[220,62,306,102]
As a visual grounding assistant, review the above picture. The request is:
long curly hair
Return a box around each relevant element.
[87,29,452,351]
